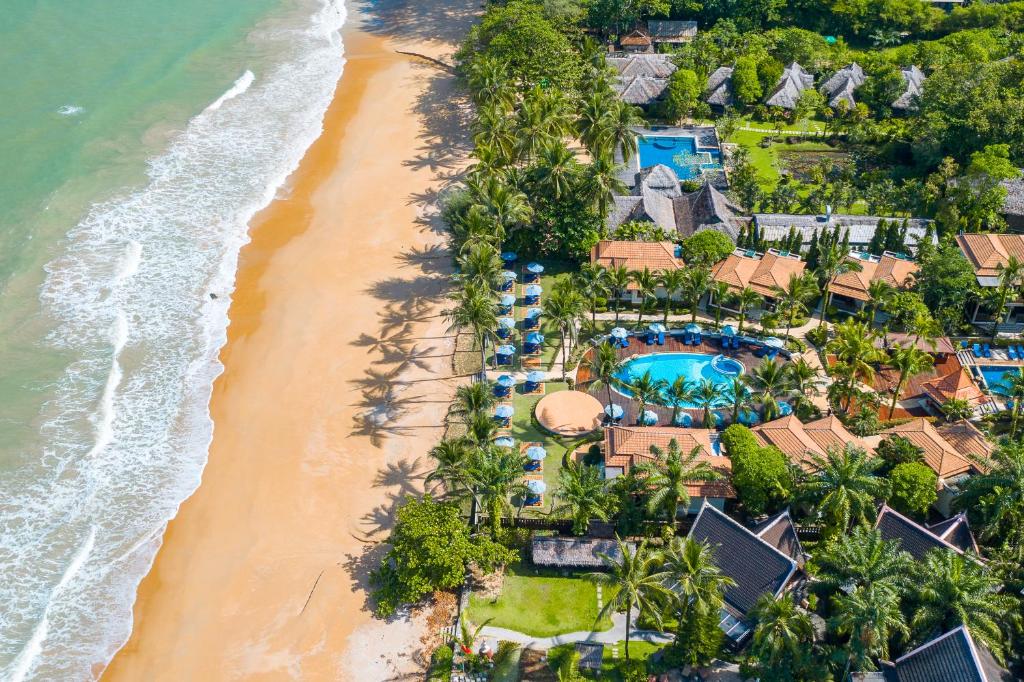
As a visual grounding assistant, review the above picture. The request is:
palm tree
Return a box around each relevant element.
[554,461,611,535]
[864,279,894,330]
[425,438,472,496]
[585,341,623,417]
[827,320,883,413]
[831,584,908,674]
[989,255,1024,341]
[584,153,628,220]
[630,267,658,325]
[598,100,644,164]
[814,526,915,594]
[816,245,862,327]
[453,204,503,253]
[733,286,762,335]
[744,357,794,422]
[954,440,1024,545]
[693,378,722,429]
[606,265,631,325]
[472,175,532,237]
[787,357,821,401]
[800,444,887,537]
[452,381,497,420]
[724,377,749,423]
[941,397,973,422]
[913,549,1014,657]
[998,368,1024,437]
[708,281,731,329]
[886,344,934,415]
[543,285,585,381]
[587,538,672,661]
[909,311,943,350]
[466,55,513,109]
[444,283,499,377]
[681,266,712,323]
[466,411,499,447]
[536,142,577,200]
[629,370,666,425]
[658,269,687,325]
[464,445,530,539]
[634,439,721,521]
[457,243,504,292]
[576,263,609,325]
[774,272,817,338]
[664,377,694,427]
[473,113,517,167]
[576,91,615,153]
[748,593,816,678]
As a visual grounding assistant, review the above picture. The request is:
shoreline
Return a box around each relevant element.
[102,0,476,677]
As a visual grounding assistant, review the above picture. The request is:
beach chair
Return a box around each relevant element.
[720,336,729,349]
[983,343,992,358]
[1017,344,1024,358]
[694,333,702,346]
[621,337,630,348]
[657,331,665,346]
[645,331,655,345]
[960,340,969,350]
[973,343,982,357]
[1010,347,1019,361]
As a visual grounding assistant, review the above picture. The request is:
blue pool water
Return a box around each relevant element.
[980,366,1023,395]
[614,352,741,407]
[637,135,722,180]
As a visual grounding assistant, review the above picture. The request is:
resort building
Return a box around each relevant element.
[607,53,676,107]
[705,66,734,110]
[646,20,697,46]
[752,414,868,470]
[879,626,1012,681]
[765,62,814,110]
[590,240,685,303]
[531,536,635,569]
[750,213,933,252]
[919,368,987,413]
[710,248,806,313]
[892,65,925,112]
[827,251,918,316]
[619,29,654,53]
[752,508,806,569]
[880,418,990,515]
[1000,173,1024,229]
[601,425,735,512]
[687,502,800,645]
[820,62,866,109]
[954,232,1024,328]
[874,504,979,561]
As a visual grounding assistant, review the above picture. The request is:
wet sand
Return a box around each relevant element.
[103,0,476,678]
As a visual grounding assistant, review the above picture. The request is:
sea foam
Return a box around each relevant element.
[0,0,346,678]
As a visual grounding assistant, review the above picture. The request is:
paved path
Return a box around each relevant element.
[479,611,673,650]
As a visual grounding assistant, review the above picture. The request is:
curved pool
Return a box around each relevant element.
[613,352,743,407]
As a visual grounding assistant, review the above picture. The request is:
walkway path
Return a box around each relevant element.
[479,611,673,650]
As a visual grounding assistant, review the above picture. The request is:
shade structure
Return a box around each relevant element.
[496,374,516,388]
[778,401,793,416]
[525,308,542,319]
[501,270,518,281]
[496,344,516,356]
[525,284,543,296]
[536,390,604,436]
[500,294,516,306]
[674,412,693,427]
[713,411,724,427]
[501,251,518,263]
[640,409,658,426]
[494,405,515,419]
[721,325,736,337]
[526,262,544,274]
[648,322,667,333]
[610,327,629,339]
[763,337,785,349]
[498,317,516,329]
[527,479,547,494]
[604,403,624,419]
[494,436,515,448]
[526,445,547,461]
[526,370,546,383]
[525,332,545,344]
[738,408,759,425]
[684,322,702,333]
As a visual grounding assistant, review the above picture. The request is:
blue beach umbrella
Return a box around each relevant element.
[526,332,545,344]
[525,308,542,319]
[498,317,516,329]
[494,436,516,448]
[495,405,515,419]
[501,270,518,281]
[778,401,793,416]
[525,284,543,296]
[527,479,547,494]
[496,344,516,356]
[764,337,785,349]
[500,293,516,306]
[501,251,518,263]
[526,445,547,461]
[604,403,624,419]
[497,375,516,388]
[641,409,658,425]
[649,322,667,333]
[526,262,544,274]
[713,412,725,428]
[721,325,736,337]
[610,327,629,339]
[526,370,546,383]
[684,322,702,333]
[674,412,693,427]
[738,408,759,425]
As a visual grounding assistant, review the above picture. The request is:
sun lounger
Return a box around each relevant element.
[983,343,992,358]
[1010,347,1019,361]
[1017,344,1024,358]
[657,331,665,345]
[766,348,779,360]
[694,333,702,346]
[960,340,969,350]
[973,343,982,357]
[644,331,654,345]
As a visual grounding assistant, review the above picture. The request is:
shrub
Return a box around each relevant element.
[722,425,794,515]
[876,435,925,473]
[889,462,937,516]
[429,645,454,681]
[681,230,735,266]
[806,325,829,347]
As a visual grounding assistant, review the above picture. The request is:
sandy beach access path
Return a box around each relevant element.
[103,0,477,678]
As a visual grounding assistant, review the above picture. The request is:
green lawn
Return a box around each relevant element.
[547,640,669,681]
[511,383,570,515]
[467,564,614,637]
[730,129,838,191]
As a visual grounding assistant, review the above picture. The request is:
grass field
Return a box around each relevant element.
[467,564,614,637]
[547,640,669,681]
[731,129,839,191]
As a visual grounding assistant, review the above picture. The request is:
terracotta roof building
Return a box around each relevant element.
[881,418,977,480]
[591,240,683,295]
[883,626,1013,682]
[620,29,653,52]
[531,536,635,568]
[920,368,986,410]
[646,20,697,44]
[955,232,1024,286]
[874,332,957,355]
[711,248,806,300]
[935,420,994,463]
[752,414,868,469]
[828,251,918,307]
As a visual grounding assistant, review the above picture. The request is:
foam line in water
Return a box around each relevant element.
[205,70,256,112]
[86,313,128,459]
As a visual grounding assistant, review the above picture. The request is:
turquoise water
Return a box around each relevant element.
[614,352,742,407]
[637,135,723,180]
[0,1,346,678]
[980,366,1022,396]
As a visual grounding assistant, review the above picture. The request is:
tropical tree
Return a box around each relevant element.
[606,265,631,325]
[444,282,499,377]
[998,368,1024,437]
[471,175,532,237]
[453,204,503,253]
[576,263,609,325]
[587,538,672,661]
[886,344,934,415]
[576,91,615,154]
[831,584,909,675]
[693,378,722,429]
[954,440,1024,546]
[732,286,762,335]
[774,273,818,338]
[464,445,530,539]
[708,281,732,328]
[816,245,862,327]
[465,411,499,447]
[629,370,666,425]
[658,269,687,325]
[787,357,821,402]
[425,438,472,496]
[555,462,611,535]
[466,55,514,110]
[634,439,721,521]
[988,255,1024,341]
[941,397,973,422]
[826,320,883,413]
[681,266,712,323]
[800,445,888,537]
[451,381,497,420]
[664,376,694,427]
[744,357,794,422]
[543,284,586,380]
[598,100,644,164]
[724,377,750,424]
[630,267,658,325]
[814,526,915,595]
[583,153,628,219]
[748,593,818,680]
[585,341,623,416]
[864,279,894,330]
[535,142,578,200]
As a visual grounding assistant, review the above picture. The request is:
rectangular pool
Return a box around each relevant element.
[637,135,722,180]
[979,365,1022,395]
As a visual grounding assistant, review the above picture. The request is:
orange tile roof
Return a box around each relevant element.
[604,425,735,498]
[711,250,806,298]
[955,233,1024,280]
[921,368,984,406]
[881,418,976,479]
[620,29,652,47]
[828,253,918,302]
[752,415,868,469]
[591,241,683,290]
[936,420,993,466]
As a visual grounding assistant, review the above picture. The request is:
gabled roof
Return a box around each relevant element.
[889,626,1012,682]
[620,29,652,48]
[828,251,918,302]
[591,241,683,287]
[921,369,985,408]
[928,512,981,555]
[820,62,866,109]
[955,233,1024,284]
[711,249,807,298]
[752,214,933,250]
[673,181,743,240]
[875,504,968,562]
[766,62,814,109]
[607,54,677,79]
[646,19,697,42]
[754,508,806,568]
[935,420,994,464]
[881,418,976,479]
[892,65,925,110]
[603,426,735,498]
[688,502,798,617]
[705,66,734,107]
[873,333,956,355]
[752,414,868,469]
[1001,174,1024,218]
[532,536,635,568]
[614,76,671,105]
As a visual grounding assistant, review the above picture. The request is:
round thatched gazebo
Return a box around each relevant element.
[535,390,604,437]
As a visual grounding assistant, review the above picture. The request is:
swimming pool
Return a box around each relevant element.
[979,365,1023,395]
[613,352,742,407]
[637,135,722,180]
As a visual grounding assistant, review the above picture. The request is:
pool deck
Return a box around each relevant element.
[617,125,725,189]
[578,333,772,427]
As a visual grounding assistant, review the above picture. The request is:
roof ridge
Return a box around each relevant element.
[876,504,965,555]
[893,624,972,664]
[694,502,799,571]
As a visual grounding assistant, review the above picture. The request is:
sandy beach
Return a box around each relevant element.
[103,0,476,678]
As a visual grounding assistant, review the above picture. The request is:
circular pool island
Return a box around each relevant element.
[613,352,745,407]
[535,390,604,436]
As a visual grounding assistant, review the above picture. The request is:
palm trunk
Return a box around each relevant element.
[637,300,643,326]
[891,375,905,416]
[607,384,614,420]
[819,291,832,328]
[560,327,567,382]
[691,296,699,323]
[478,332,488,379]
[738,306,746,334]
[625,602,633,661]
[672,405,679,426]
[637,401,646,425]
[614,294,621,325]
[1013,402,1021,437]
[592,297,597,325]
[663,297,670,325]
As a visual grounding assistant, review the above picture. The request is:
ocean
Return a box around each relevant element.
[0,0,346,678]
